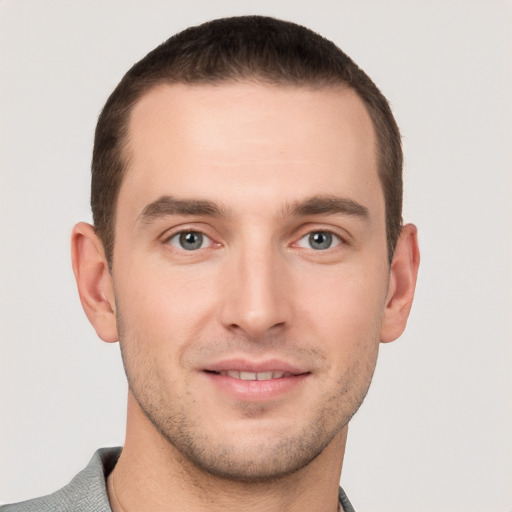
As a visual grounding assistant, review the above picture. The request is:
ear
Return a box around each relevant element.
[71,222,119,343]
[380,223,420,343]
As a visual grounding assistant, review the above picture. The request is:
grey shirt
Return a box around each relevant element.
[1,447,356,512]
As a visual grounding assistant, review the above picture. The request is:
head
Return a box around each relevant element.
[91,15,403,266]
[73,16,419,483]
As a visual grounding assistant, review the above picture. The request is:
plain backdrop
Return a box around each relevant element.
[1,1,511,511]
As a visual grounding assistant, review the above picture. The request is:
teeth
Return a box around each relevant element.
[256,371,273,380]
[219,370,290,380]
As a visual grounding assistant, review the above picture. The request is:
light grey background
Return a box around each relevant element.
[1,1,511,511]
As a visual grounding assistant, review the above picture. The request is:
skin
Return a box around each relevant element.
[72,82,419,512]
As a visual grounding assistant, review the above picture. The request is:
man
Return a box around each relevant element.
[1,15,419,512]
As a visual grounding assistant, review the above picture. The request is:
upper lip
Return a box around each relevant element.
[203,358,308,375]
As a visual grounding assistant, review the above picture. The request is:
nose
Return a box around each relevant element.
[218,241,292,340]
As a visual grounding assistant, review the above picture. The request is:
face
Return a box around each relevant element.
[112,83,390,480]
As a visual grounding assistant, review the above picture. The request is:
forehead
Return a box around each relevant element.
[119,82,381,218]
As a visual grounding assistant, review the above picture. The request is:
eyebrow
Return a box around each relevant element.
[136,193,369,225]
[286,195,369,219]
[137,195,227,224]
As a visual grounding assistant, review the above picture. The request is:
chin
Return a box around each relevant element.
[164,431,334,483]
[138,398,349,483]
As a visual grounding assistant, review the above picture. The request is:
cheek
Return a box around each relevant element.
[296,263,389,351]
[302,256,388,304]
[113,262,219,352]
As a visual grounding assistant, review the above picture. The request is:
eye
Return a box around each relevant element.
[167,231,211,251]
[296,231,342,250]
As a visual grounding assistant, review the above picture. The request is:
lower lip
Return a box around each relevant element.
[203,372,309,401]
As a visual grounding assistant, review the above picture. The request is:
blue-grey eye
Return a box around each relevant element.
[168,231,209,250]
[296,231,341,250]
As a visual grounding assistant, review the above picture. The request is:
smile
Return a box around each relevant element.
[202,361,310,401]
[216,370,293,381]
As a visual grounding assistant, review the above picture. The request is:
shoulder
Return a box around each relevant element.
[339,486,357,512]
[0,447,121,512]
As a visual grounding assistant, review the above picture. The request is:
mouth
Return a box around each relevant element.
[206,370,296,381]
[202,360,310,401]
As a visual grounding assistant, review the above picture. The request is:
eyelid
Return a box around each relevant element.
[160,224,221,248]
[158,223,350,252]
[294,230,343,250]
[167,231,213,250]
[291,224,350,247]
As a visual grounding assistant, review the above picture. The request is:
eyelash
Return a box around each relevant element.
[162,226,347,254]
[293,230,344,251]
[164,230,217,251]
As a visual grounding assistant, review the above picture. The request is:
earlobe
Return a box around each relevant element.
[71,222,119,343]
[380,223,420,343]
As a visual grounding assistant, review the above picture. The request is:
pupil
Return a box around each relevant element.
[310,232,332,250]
[180,232,203,250]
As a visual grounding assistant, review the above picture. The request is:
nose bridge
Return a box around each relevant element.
[220,233,289,338]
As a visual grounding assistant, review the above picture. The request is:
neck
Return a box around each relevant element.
[108,393,346,512]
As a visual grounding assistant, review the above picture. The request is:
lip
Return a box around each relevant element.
[204,358,307,375]
[202,358,310,401]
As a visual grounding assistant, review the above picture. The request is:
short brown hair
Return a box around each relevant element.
[92,15,402,264]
